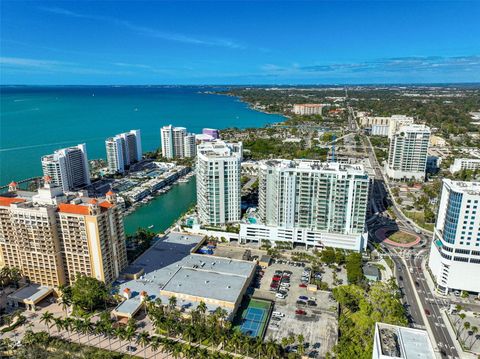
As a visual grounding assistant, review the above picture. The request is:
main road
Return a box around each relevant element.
[358,107,459,358]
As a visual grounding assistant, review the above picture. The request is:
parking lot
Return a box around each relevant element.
[259,262,338,358]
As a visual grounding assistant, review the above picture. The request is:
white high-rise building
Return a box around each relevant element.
[41,144,91,192]
[196,141,242,225]
[105,129,142,174]
[161,125,187,159]
[449,158,480,174]
[240,160,370,251]
[428,179,480,296]
[385,124,430,181]
[184,134,197,158]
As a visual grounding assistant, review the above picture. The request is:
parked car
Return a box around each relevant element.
[299,295,308,300]
[271,316,281,321]
[299,283,307,288]
[424,309,431,316]
[276,293,287,299]
[126,346,137,352]
[272,311,285,317]
[296,300,307,306]
[295,309,307,315]
[307,300,317,307]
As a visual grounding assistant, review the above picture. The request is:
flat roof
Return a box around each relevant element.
[376,322,435,359]
[8,285,53,304]
[113,298,143,317]
[162,267,250,303]
[117,232,255,315]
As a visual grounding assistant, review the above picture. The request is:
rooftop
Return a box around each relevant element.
[261,159,368,177]
[116,232,255,316]
[446,179,480,196]
[8,285,53,304]
[375,322,435,359]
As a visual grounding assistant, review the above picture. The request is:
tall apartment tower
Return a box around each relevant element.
[240,160,369,251]
[428,179,480,295]
[183,134,197,158]
[106,129,142,174]
[41,143,91,192]
[0,185,127,287]
[196,141,242,225]
[0,195,66,287]
[160,125,187,159]
[385,124,431,181]
[58,191,127,284]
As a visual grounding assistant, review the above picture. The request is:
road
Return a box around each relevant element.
[360,111,460,358]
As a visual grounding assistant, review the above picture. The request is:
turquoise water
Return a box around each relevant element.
[1,86,283,233]
[0,86,284,184]
[123,177,196,235]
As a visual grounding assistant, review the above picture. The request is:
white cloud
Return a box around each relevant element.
[39,6,245,49]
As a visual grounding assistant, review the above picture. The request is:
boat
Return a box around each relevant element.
[148,225,154,229]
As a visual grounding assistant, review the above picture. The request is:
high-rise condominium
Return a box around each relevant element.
[106,129,142,174]
[183,134,197,158]
[160,125,187,159]
[196,141,242,225]
[0,181,127,286]
[240,160,370,251]
[41,144,91,192]
[428,179,480,295]
[386,124,430,181]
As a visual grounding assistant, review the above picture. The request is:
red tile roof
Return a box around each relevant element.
[58,203,90,215]
[0,197,26,207]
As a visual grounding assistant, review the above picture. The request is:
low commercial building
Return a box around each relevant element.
[372,322,435,359]
[114,232,256,319]
[449,158,480,174]
[7,285,54,311]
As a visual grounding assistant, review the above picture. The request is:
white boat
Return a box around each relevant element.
[148,225,154,229]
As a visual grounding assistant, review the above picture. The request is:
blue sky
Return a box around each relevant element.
[1,1,479,84]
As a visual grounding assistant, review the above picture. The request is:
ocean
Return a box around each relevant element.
[0,86,284,234]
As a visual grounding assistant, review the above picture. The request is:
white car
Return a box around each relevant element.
[272,311,285,317]
[276,293,286,299]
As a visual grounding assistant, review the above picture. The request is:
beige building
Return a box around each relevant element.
[293,104,325,115]
[0,181,127,287]
[58,191,128,284]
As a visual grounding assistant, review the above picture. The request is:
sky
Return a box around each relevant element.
[1,1,479,85]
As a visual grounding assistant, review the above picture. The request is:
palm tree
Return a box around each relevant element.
[253,337,264,359]
[241,337,252,356]
[40,311,54,335]
[198,301,207,321]
[230,331,242,354]
[468,326,478,349]
[184,325,196,344]
[461,322,471,344]
[149,336,161,359]
[53,317,64,336]
[456,313,466,339]
[113,326,125,350]
[297,334,305,356]
[171,342,182,359]
[265,338,279,359]
[168,296,177,311]
[123,325,137,352]
[136,330,151,359]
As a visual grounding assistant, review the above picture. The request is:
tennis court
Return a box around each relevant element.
[238,299,271,338]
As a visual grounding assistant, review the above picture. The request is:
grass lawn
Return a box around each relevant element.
[386,230,418,244]
[405,211,434,231]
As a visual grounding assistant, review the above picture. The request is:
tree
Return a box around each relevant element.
[136,330,151,359]
[40,311,54,336]
[69,274,109,312]
[297,334,305,356]
[168,296,177,311]
[345,252,364,284]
